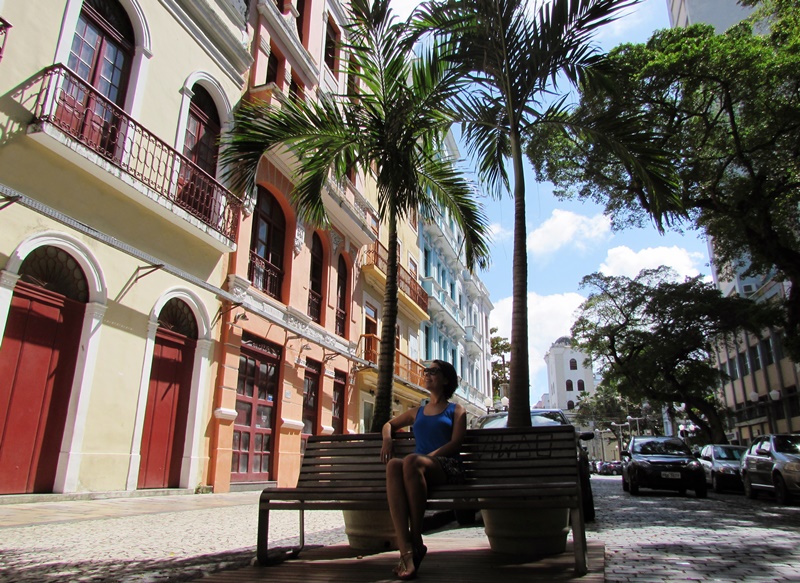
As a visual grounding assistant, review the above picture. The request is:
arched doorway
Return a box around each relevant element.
[137,298,197,489]
[0,246,88,494]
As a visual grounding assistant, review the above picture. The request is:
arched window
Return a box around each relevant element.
[308,233,323,323]
[569,358,578,370]
[63,0,134,154]
[567,400,575,410]
[578,379,585,392]
[249,188,286,300]
[566,380,574,392]
[178,84,221,221]
[335,255,348,337]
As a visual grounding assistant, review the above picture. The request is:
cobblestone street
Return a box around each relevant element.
[2,476,800,581]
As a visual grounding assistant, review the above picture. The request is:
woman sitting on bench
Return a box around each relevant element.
[381,359,467,580]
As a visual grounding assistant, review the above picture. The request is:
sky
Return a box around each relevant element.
[391,0,710,403]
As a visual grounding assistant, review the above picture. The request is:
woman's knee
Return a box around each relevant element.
[386,458,403,478]
[402,454,426,477]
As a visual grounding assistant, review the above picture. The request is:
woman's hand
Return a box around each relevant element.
[381,436,393,464]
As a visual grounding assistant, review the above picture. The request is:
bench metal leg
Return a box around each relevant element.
[256,506,306,566]
[570,506,588,576]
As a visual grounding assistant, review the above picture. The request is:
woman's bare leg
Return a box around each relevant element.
[386,458,412,553]
[402,455,446,557]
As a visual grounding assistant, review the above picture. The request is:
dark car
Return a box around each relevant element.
[699,444,746,493]
[741,434,800,504]
[472,409,595,521]
[622,435,707,498]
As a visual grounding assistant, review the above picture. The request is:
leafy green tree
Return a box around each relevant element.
[414,0,680,427]
[529,1,800,357]
[489,327,511,397]
[572,267,781,443]
[221,0,491,432]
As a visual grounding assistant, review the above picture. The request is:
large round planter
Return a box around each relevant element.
[342,509,397,551]
[481,507,569,556]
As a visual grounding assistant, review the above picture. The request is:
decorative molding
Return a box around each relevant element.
[321,425,334,435]
[281,417,305,431]
[214,407,238,421]
[330,231,343,256]
[293,218,305,256]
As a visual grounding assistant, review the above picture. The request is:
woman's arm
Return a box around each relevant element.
[380,407,419,463]
[427,404,467,458]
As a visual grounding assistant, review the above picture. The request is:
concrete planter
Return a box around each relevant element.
[342,509,397,551]
[481,507,569,556]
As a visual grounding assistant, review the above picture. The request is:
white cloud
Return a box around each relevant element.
[390,0,422,20]
[527,209,611,258]
[489,290,586,401]
[599,245,705,280]
[489,222,513,242]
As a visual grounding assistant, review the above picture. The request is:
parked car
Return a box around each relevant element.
[471,409,595,521]
[740,434,800,504]
[621,435,707,498]
[698,444,746,493]
[603,460,623,475]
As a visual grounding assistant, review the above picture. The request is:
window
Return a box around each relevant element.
[566,380,574,391]
[364,303,378,362]
[332,370,347,434]
[302,358,321,436]
[335,255,348,337]
[324,18,339,71]
[178,84,221,221]
[308,233,324,323]
[567,400,575,410]
[410,206,418,231]
[727,358,739,381]
[409,257,418,281]
[249,188,286,300]
[368,213,379,236]
[577,379,585,391]
[63,0,134,155]
[738,351,750,376]
[265,48,279,85]
[749,345,761,372]
[761,338,775,366]
[296,0,308,44]
[569,358,578,370]
[289,77,304,102]
[347,56,360,102]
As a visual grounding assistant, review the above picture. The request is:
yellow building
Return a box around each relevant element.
[0,0,250,494]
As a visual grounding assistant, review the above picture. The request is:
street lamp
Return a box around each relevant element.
[609,422,630,460]
[626,415,645,435]
[594,428,611,461]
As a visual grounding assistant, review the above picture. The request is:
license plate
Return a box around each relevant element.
[661,471,681,479]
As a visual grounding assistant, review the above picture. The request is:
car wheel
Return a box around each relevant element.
[712,474,724,494]
[582,480,596,522]
[695,484,708,499]
[744,474,758,499]
[775,474,792,505]
[629,474,640,495]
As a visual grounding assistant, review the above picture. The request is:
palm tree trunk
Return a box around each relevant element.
[370,205,401,432]
[507,126,532,428]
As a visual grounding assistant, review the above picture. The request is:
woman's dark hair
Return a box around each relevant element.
[432,359,459,399]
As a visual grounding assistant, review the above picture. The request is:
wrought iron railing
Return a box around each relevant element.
[248,251,282,299]
[31,65,241,242]
[0,17,11,64]
[363,240,428,312]
[335,308,346,337]
[307,289,322,323]
[358,334,425,387]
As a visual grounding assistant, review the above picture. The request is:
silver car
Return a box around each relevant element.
[699,444,746,493]
[741,434,800,504]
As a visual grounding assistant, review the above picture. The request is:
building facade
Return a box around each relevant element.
[0,0,250,494]
[667,0,754,32]
[417,133,494,421]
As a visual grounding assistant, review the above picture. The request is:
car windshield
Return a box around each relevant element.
[774,435,800,454]
[714,446,745,460]
[633,439,691,456]
[477,410,567,429]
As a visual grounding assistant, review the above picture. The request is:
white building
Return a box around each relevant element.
[544,337,596,418]
[667,0,754,32]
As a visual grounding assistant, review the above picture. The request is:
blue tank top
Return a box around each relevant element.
[413,402,456,456]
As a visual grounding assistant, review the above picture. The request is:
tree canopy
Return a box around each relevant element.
[528,1,800,357]
[571,267,781,443]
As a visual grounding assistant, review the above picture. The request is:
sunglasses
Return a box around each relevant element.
[423,367,441,376]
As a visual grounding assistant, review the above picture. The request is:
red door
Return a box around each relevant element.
[0,282,84,494]
[137,327,194,489]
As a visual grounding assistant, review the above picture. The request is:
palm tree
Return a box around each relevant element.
[221,0,491,432]
[414,0,680,427]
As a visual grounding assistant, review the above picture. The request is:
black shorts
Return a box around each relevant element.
[434,456,465,485]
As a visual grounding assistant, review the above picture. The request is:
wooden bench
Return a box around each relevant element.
[257,425,588,575]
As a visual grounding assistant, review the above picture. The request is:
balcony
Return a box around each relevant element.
[465,325,483,357]
[421,276,465,338]
[0,17,10,64]
[29,65,242,246]
[248,251,283,299]
[323,177,378,248]
[362,240,429,320]
[357,334,425,388]
[307,289,322,323]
